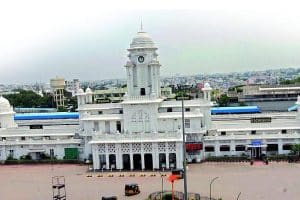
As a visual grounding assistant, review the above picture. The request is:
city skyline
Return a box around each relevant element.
[1,1,300,84]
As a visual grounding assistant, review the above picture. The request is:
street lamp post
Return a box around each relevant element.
[158,171,164,200]
[209,176,219,200]
[236,192,241,200]
[181,97,188,200]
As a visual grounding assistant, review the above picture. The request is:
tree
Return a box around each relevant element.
[4,90,53,108]
[279,76,300,85]
[217,94,229,107]
[291,144,300,156]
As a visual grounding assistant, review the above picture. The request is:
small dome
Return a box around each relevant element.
[0,96,12,113]
[130,31,156,49]
[204,83,211,88]
[85,87,92,94]
[77,88,84,94]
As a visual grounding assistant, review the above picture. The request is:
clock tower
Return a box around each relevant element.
[124,30,161,98]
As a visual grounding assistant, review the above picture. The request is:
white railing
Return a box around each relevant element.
[91,131,182,142]
[123,95,157,101]
[0,139,82,145]
[0,128,75,136]
[204,131,300,141]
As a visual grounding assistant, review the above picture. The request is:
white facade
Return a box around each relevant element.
[77,30,212,170]
[0,96,81,162]
[203,112,300,159]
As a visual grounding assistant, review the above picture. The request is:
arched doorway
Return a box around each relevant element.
[169,153,176,169]
[122,154,130,170]
[99,154,106,169]
[159,153,166,169]
[133,154,142,170]
[109,154,116,169]
[144,154,153,170]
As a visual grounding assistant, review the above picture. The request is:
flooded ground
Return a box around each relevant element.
[0,162,299,200]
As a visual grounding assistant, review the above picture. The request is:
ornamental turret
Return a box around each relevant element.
[124,30,161,98]
[0,96,17,128]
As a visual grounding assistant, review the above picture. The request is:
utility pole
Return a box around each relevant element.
[181,97,188,200]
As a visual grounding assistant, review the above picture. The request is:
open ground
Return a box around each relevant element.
[0,162,300,200]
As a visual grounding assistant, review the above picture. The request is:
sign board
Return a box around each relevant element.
[250,117,271,123]
[186,143,203,151]
[96,99,111,104]
[251,140,262,146]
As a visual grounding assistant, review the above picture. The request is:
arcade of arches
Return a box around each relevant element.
[92,142,182,170]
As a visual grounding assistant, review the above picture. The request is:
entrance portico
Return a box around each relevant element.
[91,141,183,170]
[247,140,267,160]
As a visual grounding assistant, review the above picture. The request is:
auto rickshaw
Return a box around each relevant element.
[125,183,140,196]
[101,196,117,200]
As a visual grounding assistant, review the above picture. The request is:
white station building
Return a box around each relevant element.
[1,28,300,169]
[204,96,300,159]
[77,30,213,170]
[0,96,81,162]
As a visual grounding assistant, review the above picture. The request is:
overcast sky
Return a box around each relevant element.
[1,0,300,84]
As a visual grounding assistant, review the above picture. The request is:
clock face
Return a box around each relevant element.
[138,56,144,63]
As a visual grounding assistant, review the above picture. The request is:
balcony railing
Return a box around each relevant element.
[0,139,82,145]
[204,131,300,141]
[123,94,158,101]
[90,131,182,143]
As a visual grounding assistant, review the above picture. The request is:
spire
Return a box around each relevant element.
[140,19,143,32]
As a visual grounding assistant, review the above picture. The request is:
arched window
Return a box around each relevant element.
[220,145,230,151]
[283,144,292,150]
[205,146,215,152]
[235,145,246,151]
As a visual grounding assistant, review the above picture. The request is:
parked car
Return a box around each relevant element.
[125,183,140,196]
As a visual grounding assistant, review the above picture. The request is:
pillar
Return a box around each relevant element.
[176,142,183,169]
[116,143,122,170]
[130,153,134,170]
[141,143,145,170]
[153,143,159,169]
[215,141,220,157]
[230,141,236,156]
[105,154,109,170]
[278,139,283,154]
[92,145,99,170]
[141,153,145,170]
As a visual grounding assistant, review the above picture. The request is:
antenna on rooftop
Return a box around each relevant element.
[140,19,143,31]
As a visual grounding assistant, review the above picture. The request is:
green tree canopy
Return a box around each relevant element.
[279,77,300,85]
[217,94,229,107]
[4,90,53,108]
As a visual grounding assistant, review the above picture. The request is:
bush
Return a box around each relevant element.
[163,194,173,200]
[6,156,16,161]
[20,154,32,160]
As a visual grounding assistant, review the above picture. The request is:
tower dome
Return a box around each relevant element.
[0,96,12,113]
[129,31,156,49]
[204,83,211,89]
[77,88,84,94]
[86,87,92,94]
[0,96,16,128]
